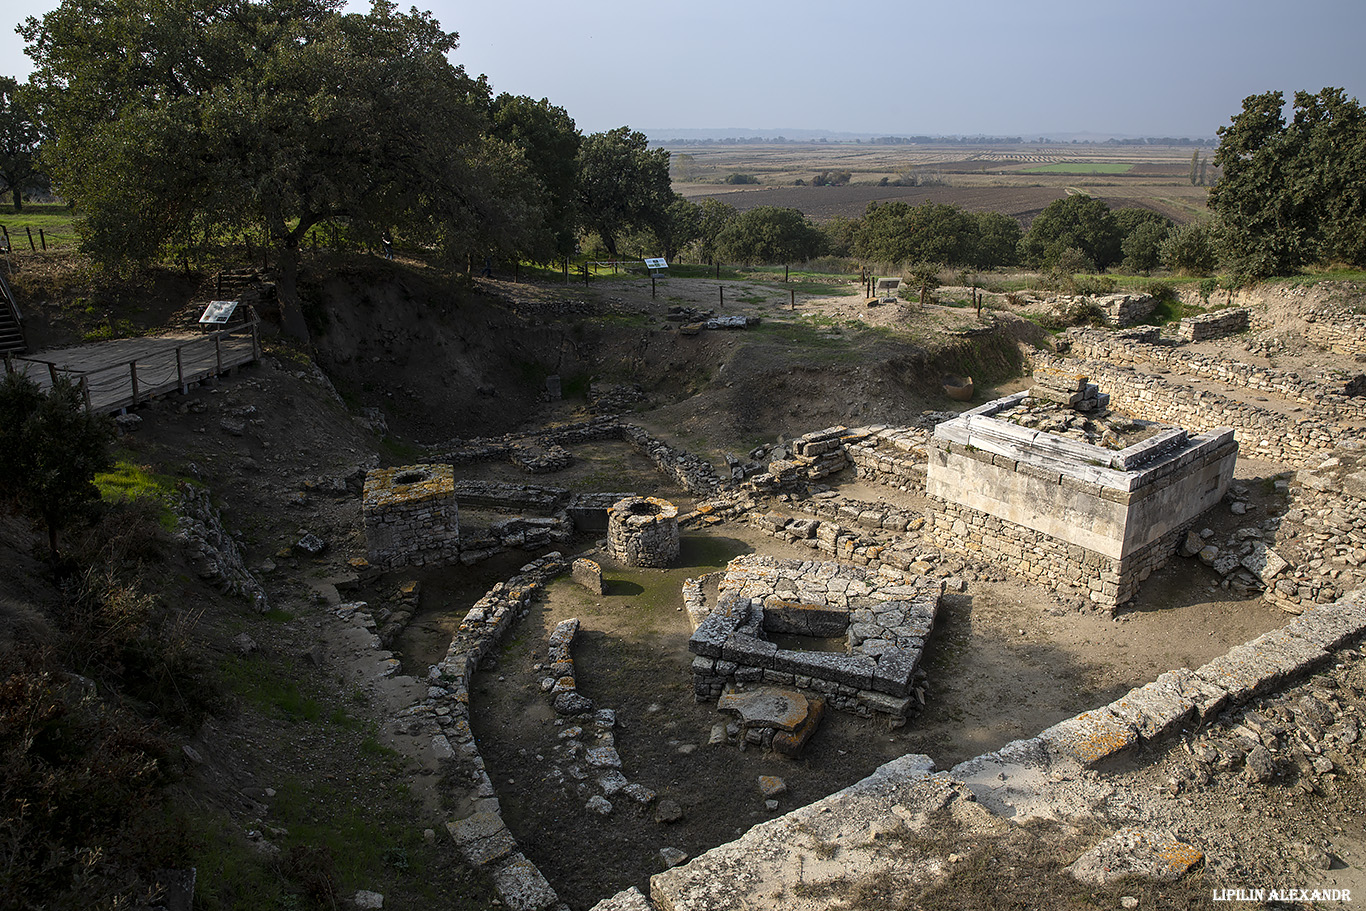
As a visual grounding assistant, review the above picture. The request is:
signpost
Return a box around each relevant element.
[198,300,239,326]
[644,258,668,299]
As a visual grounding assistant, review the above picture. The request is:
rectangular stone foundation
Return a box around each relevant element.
[927,496,1198,607]
[926,395,1238,609]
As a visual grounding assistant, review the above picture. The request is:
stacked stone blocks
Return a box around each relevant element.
[607,496,680,567]
[362,464,461,570]
[688,556,941,720]
[926,396,1237,609]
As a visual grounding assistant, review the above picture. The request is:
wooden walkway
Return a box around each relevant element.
[3,322,261,414]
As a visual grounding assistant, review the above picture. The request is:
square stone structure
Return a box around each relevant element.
[689,555,943,721]
[362,464,461,571]
[926,392,1237,609]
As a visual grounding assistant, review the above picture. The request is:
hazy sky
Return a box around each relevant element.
[3,0,1364,139]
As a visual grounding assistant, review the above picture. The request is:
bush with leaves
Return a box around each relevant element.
[714,206,824,264]
[1018,195,1122,270]
[1161,221,1219,275]
[0,373,113,558]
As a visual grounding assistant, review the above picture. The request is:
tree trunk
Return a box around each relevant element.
[276,242,311,344]
[11,189,22,213]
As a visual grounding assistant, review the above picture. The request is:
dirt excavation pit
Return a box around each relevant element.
[438,520,1284,909]
[331,416,1301,910]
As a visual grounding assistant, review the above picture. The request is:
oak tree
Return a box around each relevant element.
[21,0,538,342]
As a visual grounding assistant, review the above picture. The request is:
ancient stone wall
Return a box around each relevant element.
[1177,307,1250,341]
[1033,351,1349,467]
[1305,310,1366,357]
[1062,328,1366,421]
[362,464,461,570]
[1094,292,1156,327]
[846,427,929,491]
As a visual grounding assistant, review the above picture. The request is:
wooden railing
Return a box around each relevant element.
[3,321,261,413]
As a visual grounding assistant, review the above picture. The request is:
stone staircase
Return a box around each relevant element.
[0,272,26,355]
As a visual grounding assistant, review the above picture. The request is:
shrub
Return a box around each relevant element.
[0,373,114,557]
[723,173,760,185]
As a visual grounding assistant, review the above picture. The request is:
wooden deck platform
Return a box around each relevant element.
[3,322,260,414]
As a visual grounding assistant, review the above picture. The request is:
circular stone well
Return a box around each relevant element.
[607,496,680,567]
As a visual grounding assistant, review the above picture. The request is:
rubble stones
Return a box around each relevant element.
[172,483,270,611]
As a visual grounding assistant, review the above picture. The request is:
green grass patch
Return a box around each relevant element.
[0,203,80,248]
[95,457,183,531]
[220,654,325,724]
[1022,162,1133,174]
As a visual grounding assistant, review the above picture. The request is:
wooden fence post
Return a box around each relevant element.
[175,347,185,391]
[38,229,46,251]
[129,361,139,404]
[215,335,223,375]
[26,227,36,251]
[47,363,58,385]
[251,321,260,360]
[80,375,91,412]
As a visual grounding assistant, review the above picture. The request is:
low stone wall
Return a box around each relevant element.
[1306,309,1366,357]
[1177,307,1250,341]
[621,425,724,495]
[362,464,461,571]
[845,426,929,492]
[458,513,572,565]
[1062,328,1366,422]
[452,479,570,513]
[1094,292,1156,327]
[1033,351,1354,467]
[687,556,940,720]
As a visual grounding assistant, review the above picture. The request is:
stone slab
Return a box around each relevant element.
[650,754,940,911]
[717,686,814,733]
[491,854,561,911]
[1285,594,1366,651]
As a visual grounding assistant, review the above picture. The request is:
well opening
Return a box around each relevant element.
[394,469,430,485]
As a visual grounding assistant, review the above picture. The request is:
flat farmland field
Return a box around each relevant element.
[669,142,1215,224]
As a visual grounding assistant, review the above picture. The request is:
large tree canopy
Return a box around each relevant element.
[1018,195,1122,270]
[1209,88,1366,277]
[489,93,581,259]
[21,0,542,341]
[715,206,824,265]
[576,127,672,259]
[0,76,43,212]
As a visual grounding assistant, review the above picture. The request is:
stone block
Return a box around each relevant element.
[1041,707,1138,766]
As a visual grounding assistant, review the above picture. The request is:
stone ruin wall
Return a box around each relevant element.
[1032,350,1349,467]
[1176,307,1250,341]
[1062,327,1366,422]
[362,464,461,571]
[923,408,1238,609]
[1305,308,1366,357]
